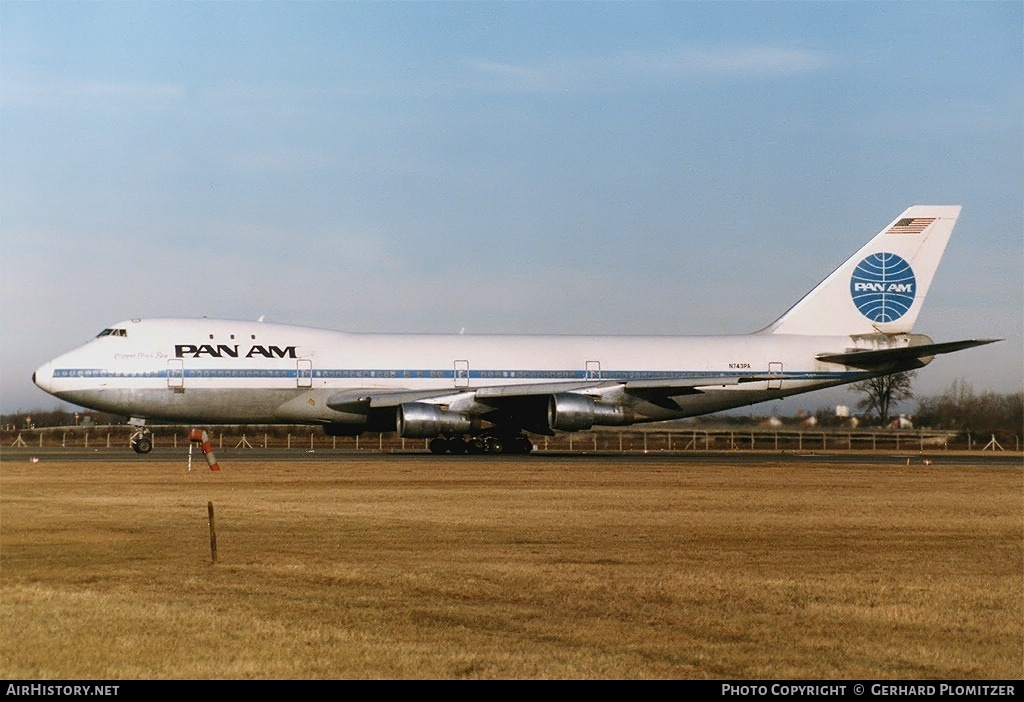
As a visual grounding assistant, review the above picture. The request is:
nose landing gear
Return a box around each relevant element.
[130,427,153,454]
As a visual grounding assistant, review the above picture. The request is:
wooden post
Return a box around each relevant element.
[208,501,217,565]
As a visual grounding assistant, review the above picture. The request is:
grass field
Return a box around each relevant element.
[1,455,1020,679]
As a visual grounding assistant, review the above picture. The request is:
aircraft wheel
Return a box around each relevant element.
[485,436,504,454]
[132,437,153,454]
[448,437,467,455]
[515,437,534,454]
[467,438,486,454]
[429,437,449,454]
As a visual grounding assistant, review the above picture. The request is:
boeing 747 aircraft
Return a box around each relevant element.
[33,206,997,454]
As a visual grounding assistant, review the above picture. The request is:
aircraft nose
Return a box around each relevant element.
[33,362,54,393]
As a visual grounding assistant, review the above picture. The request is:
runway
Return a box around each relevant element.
[3,445,1020,466]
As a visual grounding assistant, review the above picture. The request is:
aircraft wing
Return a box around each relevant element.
[326,388,468,411]
[326,382,607,411]
[816,338,1001,369]
[326,373,794,413]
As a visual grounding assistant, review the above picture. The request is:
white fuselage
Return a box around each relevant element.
[34,318,871,427]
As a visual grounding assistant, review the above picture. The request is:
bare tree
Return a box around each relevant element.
[850,371,916,426]
[916,378,1024,436]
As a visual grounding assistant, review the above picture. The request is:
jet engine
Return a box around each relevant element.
[396,402,473,438]
[547,393,632,431]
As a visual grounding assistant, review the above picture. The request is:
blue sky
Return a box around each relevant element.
[2,1,1021,414]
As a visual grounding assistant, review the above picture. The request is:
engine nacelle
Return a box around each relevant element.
[396,402,472,438]
[547,393,633,432]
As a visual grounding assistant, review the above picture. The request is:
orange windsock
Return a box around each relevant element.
[189,429,221,471]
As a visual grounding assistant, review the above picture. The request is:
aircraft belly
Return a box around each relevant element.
[62,388,301,424]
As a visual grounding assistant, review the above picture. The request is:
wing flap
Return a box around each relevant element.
[623,373,804,397]
[326,388,467,411]
[474,380,607,399]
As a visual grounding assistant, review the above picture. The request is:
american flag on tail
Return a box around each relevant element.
[886,217,935,235]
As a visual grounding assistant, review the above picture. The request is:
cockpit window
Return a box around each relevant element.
[96,328,127,338]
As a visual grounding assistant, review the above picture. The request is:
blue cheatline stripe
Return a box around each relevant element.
[52,368,856,381]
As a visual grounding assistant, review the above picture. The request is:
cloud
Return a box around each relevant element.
[469,45,831,93]
[1,72,184,111]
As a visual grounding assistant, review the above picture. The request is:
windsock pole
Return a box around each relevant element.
[189,429,221,471]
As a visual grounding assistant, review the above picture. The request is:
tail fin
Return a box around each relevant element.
[760,205,962,336]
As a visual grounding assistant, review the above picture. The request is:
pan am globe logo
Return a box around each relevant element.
[850,253,916,323]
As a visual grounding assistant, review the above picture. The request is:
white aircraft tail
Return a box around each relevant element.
[760,205,962,336]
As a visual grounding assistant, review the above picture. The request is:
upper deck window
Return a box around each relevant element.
[96,328,127,337]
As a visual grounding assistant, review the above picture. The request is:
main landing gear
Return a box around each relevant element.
[428,433,534,455]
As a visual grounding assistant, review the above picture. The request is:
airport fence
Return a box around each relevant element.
[2,425,1020,453]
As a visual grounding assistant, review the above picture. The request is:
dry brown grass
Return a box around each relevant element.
[1,456,1020,679]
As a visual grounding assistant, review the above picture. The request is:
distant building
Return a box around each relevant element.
[889,414,914,429]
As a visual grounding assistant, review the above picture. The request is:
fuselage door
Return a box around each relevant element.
[586,360,601,380]
[297,359,313,388]
[768,361,783,390]
[454,360,469,388]
[167,358,184,392]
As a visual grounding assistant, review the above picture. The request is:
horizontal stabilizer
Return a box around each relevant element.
[816,339,1001,369]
